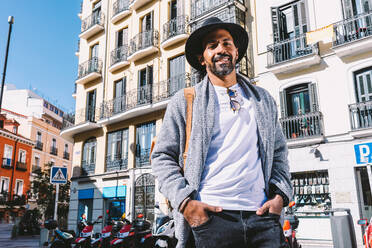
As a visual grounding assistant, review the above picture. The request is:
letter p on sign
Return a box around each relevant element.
[359,145,370,163]
[354,143,372,165]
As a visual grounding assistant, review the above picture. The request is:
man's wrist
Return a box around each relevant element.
[179,197,191,213]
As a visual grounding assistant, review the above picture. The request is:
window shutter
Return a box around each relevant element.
[309,83,319,112]
[271,7,280,42]
[279,90,287,117]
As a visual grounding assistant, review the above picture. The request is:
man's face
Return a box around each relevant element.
[199,29,239,77]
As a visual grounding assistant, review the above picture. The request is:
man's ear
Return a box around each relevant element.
[198,55,205,66]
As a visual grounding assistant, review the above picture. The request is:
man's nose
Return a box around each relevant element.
[215,42,227,54]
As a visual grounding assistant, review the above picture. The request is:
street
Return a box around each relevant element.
[0,223,39,248]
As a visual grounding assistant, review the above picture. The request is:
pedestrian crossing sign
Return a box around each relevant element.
[50,166,68,184]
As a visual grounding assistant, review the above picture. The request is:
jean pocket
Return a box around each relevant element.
[190,215,214,231]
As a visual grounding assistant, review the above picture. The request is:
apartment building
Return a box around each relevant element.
[250,0,372,246]
[1,85,73,177]
[62,0,252,232]
[0,114,33,223]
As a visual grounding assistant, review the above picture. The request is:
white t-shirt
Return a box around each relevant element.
[197,83,267,211]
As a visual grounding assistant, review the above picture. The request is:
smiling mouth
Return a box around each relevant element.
[214,56,231,63]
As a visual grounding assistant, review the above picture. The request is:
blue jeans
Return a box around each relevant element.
[190,210,288,248]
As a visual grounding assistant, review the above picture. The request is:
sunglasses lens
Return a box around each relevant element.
[230,100,240,111]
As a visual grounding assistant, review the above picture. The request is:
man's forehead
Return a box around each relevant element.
[203,29,234,43]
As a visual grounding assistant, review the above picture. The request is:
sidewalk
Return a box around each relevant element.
[0,223,39,248]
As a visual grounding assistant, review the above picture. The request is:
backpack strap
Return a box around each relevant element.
[183,87,195,171]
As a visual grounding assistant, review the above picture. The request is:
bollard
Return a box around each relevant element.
[39,228,49,247]
[326,208,357,248]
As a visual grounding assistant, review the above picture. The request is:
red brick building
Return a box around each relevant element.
[0,114,33,223]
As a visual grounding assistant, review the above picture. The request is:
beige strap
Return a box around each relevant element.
[183,87,195,171]
[149,136,157,164]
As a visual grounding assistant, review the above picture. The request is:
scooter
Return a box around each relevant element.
[132,214,154,248]
[358,217,372,248]
[283,201,301,248]
[74,215,102,248]
[110,215,133,248]
[96,211,125,248]
[44,219,75,248]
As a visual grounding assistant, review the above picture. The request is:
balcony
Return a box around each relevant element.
[190,0,242,20]
[35,141,43,151]
[280,112,324,147]
[109,45,130,72]
[112,0,131,23]
[333,12,372,58]
[63,151,70,160]
[60,106,100,142]
[76,57,103,85]
[75,39,80,57]
[99,73,193,125]
[105,154,128,172]
[50,146,58,156]
[349,101,372,137]
[135,148,151,167]
[16,161,27,171]
[162,15,189,49]
[1,158,12,169]
[81,160,95,176]
[267,35,321,74]
[128,30,159,62]
[80,12,105,40]
[129,0,153,11]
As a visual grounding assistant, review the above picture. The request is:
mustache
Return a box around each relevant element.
[212,54,232,62]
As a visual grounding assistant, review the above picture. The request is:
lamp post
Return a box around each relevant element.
[0,16,15,111]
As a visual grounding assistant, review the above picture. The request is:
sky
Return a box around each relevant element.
[0,0,81,113]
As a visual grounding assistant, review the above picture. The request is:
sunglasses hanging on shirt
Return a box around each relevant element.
[227,88,242,113]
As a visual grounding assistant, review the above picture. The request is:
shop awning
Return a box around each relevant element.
[78,188,94,199]
[103,186,126,198]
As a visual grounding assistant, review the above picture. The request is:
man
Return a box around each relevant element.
[151,17,292,248]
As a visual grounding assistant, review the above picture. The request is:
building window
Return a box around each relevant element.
[13,126,17,134]
[169,55,186,95]
[170,0,177,19]
[291,170,331,213]
[43,101,48,108]
[93,0,102,24]
[14,180,24,196]
[135,121,155,167]
[78,199,93,222]
[3,145,13,166]
[138,66,153,105]
[354,67,372,103]
[106,129,129,172]
[35,156,40,167]
[0,177,10,195]
[64,144,68,153]
[82,138,96,175]
[37,131,42,142]
[18,150,26,163]
[90,44,99,59]
[116,28,128,48]
[52,138,57,148]
[141,12,153,32]
[134,173,155,221]
[114,77,127,113]
[86,90,97,122]
[341,0,372,18]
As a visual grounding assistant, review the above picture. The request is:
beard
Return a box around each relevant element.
[207,54,236,77]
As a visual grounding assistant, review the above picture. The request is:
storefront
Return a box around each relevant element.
[103,185,126,221]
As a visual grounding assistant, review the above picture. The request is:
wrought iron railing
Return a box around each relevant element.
[77,57,102,80]
[333,11,372,46]
[111,45,129,66]
[267,34,319,67]
[280,112,323,140]
[105,153,128,172]
[35,141,43,151]
[99,73,193,120]
[77,39,80,54]
[50,146,58,156]
[136,148,151,167]
[113,0,130,17]
[163,15,188,42]
[81,160,95,176]
[349,101,372,130]
[81,12,105,33]
[191,0,243,20]
[16,161,27,171]
[63,152,70,160]
[129,30,159,56]
[2,158,12,169]
[75,106,100,124]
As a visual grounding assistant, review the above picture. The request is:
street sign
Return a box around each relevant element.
[354,142,372,165]
[50,166,68,184]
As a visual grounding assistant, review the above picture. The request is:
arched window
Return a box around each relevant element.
[82,137,96,175]
[134,173,155,221]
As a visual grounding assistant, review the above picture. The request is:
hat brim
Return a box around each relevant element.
[185,22,249,72]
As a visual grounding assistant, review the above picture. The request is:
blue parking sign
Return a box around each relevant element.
[354,143,372,165]
[50,166,68,184]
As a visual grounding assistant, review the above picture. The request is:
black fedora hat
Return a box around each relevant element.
[185,17,249,72]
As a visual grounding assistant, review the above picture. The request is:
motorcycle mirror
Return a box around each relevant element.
[98,216,103,219]
[357,219,368,226]
[289,201,296,208]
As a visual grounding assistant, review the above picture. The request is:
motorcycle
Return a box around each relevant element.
[152,205,176,248]
[96,211,125,248]
[283,201,301,248]
[44,219,75,248]
[358,217,372,248]
[74,215,102,248]
[110,217,133,248]
[131,213,154,248]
